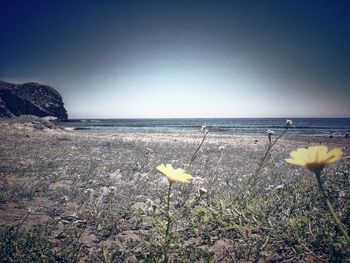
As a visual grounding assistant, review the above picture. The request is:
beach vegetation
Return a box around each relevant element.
[156,163,192,262]
[0,118,349,262]
[286,146,349,245]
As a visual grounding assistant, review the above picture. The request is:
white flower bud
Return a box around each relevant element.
[266,130,275,135]
[198,187,208,197]
[285,119,293,127]
[339,191,346,198]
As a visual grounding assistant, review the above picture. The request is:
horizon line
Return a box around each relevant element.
[65,116,350,120]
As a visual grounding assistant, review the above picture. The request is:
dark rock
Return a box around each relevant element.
[0,80,68,120]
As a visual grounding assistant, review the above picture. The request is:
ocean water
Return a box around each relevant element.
[56,118,350,137]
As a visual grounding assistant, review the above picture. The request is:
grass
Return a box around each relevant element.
[0,118,349,262]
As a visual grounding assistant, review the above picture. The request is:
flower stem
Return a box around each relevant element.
[188,130,208,169]
[235,127,289,200]
[315,172,350,245]
[163,182,172,263]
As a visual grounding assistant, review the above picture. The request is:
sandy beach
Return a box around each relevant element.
[1,118,350,262]
[2,0,350,261]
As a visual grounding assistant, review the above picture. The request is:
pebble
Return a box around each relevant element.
[131,202,147,213]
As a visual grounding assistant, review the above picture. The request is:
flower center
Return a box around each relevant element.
[305,162,324,174]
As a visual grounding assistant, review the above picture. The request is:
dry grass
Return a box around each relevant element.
[0,117,349,262]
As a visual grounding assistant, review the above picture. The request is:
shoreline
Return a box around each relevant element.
[60,126,350,138]
[55,117,350,139]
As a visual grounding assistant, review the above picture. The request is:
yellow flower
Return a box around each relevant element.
[285,146,343,173]
[156,164,192,183]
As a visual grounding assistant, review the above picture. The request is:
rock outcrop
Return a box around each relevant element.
[0,80,68,120]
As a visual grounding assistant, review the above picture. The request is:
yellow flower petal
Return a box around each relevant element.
[308,146,328,162]
[290,148,309,164]
[323,148,343,163]
[285,158,306,166]
[286,146,343,173]
[316,146,328,161]
[156,163,192,183]
[156,164,168,174]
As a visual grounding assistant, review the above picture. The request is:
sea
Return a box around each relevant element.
[56,118,350,137]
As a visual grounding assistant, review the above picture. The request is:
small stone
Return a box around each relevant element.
[145,148,153,155]
[131,202,147,213]
[55,232,66,239]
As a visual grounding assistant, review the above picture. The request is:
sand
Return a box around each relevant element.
[0,118,349,261]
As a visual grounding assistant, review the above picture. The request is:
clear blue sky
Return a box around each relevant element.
[1,0,350,118]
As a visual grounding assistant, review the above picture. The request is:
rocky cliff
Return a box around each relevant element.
[0,80,68,120]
